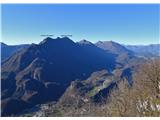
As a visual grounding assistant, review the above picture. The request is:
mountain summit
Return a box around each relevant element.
[95,41,135,66]
[95,41,132,54]
[39,37,74,45]
[78,39,93,45]
[1,37,117,116]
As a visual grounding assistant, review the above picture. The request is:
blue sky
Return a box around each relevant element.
[1,4,159,45]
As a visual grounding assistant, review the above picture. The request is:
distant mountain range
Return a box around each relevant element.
[1,37,116,116]
[1,41,159,61]
[125,44,160,57]
[1,37,159,116]
[1,42,30,61]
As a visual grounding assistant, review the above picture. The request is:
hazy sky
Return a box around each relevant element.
[1,4,160,45]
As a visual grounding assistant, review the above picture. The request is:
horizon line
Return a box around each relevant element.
[1,37,160,46]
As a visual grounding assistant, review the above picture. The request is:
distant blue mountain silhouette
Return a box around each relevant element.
[1,42,30,61]
[125,44,160,57]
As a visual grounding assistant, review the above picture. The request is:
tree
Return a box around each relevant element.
[133,58,160,116]
[107,58,160,116]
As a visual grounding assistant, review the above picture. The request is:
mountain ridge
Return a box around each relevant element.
[1,37,118,116]
[1,37,158,116]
